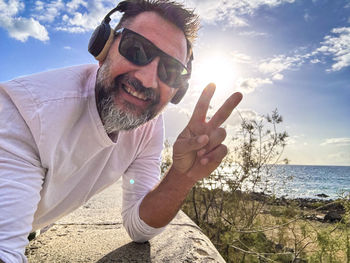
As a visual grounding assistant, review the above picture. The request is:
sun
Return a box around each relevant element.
[190,52,238,100]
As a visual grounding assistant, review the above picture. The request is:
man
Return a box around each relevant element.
[0,0,242,262]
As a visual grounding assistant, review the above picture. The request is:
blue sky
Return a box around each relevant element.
[0,0,349,166]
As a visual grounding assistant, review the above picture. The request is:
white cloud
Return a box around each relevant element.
[66,0,88,12]
[0,0,116,41]
[238,30,268,37]
[238,77,272,93]
[0,0,49,42]
[272,73,284,80]
[164,106,191,143]
[315,27,350,72]
[285,134,307,146]
[224,108,258,130]
[310,58,321,64]
[8,17,49,42]
[254,26,350,78]
[0,0,24,16]
[55,26,85,33]
[186,0,296,28]
[0,0,299,43]
[63,46,71,50]
[34,1,44,11]
[286,137,296,145]
[34,0,65,23]
[238,109,258,120]
[227,16,249,27]
[56,1,116,33]
[230,51,252,64]
[251,26,350,81]
[258,54,304,75]
[321,138,350,146]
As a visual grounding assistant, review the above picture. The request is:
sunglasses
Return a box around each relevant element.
[115,28,189,88]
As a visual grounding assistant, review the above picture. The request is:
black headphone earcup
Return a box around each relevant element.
[88,22,114,62]
[171,84,188,104]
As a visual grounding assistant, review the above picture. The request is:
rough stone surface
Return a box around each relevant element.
[324,211,342,223]
[26,180,225,263]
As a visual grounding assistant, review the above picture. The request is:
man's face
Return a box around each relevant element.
[95,11,187,133]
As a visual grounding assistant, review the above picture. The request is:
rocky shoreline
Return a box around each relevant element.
[248,191,346,223]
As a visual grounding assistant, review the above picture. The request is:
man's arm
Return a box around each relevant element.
[0,88,45,263]
[140,83,243,228]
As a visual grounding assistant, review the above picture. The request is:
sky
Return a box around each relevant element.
[0,0,349,166]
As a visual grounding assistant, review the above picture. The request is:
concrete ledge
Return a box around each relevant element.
[26,181,225,262]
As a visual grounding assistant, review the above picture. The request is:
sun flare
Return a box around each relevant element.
[190,52,238,99]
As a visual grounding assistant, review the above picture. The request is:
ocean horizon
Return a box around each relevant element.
[265,164,350,200]
[205,164,350,201]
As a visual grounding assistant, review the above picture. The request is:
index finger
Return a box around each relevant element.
[189,83,216,124]
[208,92,243,129]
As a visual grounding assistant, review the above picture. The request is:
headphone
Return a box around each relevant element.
[88,1,192,104]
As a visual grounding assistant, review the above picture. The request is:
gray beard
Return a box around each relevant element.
[95,61,159,134]
[99,95,152,134]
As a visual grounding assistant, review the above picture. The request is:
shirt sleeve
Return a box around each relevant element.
[0,87,45,263]
[121,115,166,242]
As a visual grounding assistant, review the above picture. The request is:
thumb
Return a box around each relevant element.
[173,134,209,155]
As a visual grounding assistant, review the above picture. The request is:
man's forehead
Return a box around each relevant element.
[126,12,187,64]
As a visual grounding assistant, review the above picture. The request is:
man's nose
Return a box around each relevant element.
[134,57,160,89]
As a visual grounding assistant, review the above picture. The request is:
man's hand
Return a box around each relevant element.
[139,83,242,228]
[172,83,243,182]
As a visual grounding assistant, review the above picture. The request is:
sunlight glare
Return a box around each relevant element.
[191,52,238,100]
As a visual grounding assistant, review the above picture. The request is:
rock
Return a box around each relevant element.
[323,202,345,213]
[316,193,329,198]
[275,243,284,251]
[315,214,325,221]
[28,232,37,241]
[324,211,342,223]
[294,258,307,263]
[250,192,267,202]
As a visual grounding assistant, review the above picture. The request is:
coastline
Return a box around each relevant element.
[182,182,350,261]
[268,164,350,201]
[248,190,346,223]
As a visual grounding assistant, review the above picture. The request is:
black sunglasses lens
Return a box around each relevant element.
[157,59,183,86]
[119,30,187,87]
[120,34,154,65]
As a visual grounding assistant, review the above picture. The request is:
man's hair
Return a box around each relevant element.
[115,0,200,57]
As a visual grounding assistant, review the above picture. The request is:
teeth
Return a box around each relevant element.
[124,85,148,101]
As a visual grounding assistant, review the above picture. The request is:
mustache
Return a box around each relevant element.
[114,74,159,103]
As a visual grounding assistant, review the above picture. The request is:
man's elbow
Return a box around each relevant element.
[122,216,151,243]
[122,208,165,243]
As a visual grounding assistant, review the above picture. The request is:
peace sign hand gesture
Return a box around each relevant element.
[139,83,242,228]
[172,83,243,183]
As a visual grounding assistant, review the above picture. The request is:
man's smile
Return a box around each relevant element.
[113,77,157,111]
[110,74,161,112]
[122,83,150,101]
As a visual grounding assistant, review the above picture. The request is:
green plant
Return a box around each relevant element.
[180,109,291,262]
[161,109,350,262]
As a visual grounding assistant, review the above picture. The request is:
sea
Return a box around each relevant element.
[207,164,350,200]
[264,165,350,200]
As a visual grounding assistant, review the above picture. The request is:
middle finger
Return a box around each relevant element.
[208,92,242,129]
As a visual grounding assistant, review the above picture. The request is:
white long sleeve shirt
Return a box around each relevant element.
[0,64,165,263]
